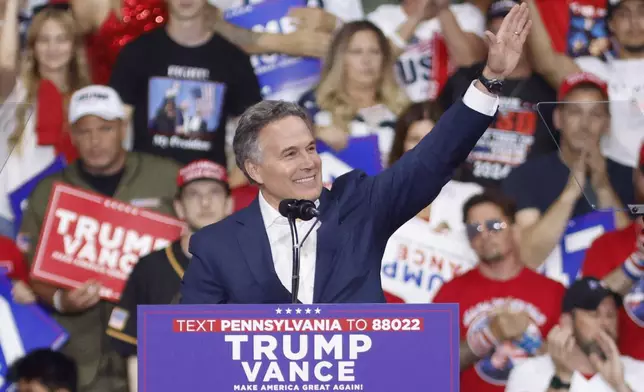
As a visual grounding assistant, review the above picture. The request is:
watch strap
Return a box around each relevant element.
[549,375,571,390]
[477,73,504,95]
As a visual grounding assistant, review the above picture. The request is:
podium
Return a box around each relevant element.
[138,303,459,391]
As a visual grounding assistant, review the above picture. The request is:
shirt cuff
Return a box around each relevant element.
[462,80,499,117]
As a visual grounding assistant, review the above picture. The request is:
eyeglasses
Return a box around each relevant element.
[466,219,508,240]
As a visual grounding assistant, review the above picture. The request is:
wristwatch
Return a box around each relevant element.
[549,375,571,390]
[478,73,504,95]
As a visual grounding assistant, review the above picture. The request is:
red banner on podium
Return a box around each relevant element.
[31,182,184,302]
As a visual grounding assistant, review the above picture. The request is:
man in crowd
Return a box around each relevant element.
[106,159,231,391]
[433,191,566,392]
[439,0,557,188]
[18,85,179,392]
[502,72,631,274]
[506,277,644,392]
[8,349,77,392]
[109,0,262,167]
[581,144,644,360]
[526,0,644,169]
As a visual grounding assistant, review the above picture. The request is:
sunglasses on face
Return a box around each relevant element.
[466,219,508,240]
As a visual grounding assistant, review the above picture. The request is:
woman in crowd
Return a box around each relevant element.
[299,20,409,168]
[0,1,90,238]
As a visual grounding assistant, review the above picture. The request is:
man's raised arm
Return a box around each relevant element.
[366,3,532,235]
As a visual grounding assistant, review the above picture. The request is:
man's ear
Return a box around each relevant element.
[173,198,186,221]
[245,160,263,185]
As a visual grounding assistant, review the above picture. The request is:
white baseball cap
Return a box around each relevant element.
[68,85,126,124]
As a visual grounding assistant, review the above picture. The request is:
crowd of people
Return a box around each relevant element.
[0,0,643,391]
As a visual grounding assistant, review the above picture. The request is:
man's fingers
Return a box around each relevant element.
[497,4,520,36]
[515,3,530,33]
[597,330,619,359]
[519,20,532,43]
[589,352,604,370]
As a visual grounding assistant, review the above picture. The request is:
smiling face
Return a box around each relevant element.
[33,17,73,74]
[245,116,323,209]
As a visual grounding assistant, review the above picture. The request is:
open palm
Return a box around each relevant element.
[484,3,532,78]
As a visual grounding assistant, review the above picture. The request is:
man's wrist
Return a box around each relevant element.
[482,66,505,81]
[550,372,572,390]
[554,370,572,383]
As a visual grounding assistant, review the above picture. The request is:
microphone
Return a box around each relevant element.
[278,199,319,221]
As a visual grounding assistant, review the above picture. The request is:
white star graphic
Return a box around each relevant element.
[285,308,292,314]
[305,308,312,314]
[295,308,302,314]
[314,307,321,314]
[275,308,282,314]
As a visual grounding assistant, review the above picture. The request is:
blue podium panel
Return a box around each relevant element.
[139,304,459,392]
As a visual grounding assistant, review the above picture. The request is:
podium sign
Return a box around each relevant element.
[139,304,459,392]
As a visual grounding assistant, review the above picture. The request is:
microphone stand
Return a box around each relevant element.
[288,216,300,304]
[288,216,321,304]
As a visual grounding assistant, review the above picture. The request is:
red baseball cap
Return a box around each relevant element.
[177,160,229,191]
[558,72,608,101]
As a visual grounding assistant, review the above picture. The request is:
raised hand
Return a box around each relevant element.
[488,309,531,341]
[483,3,532,78]
[11,280,36,304]
[547,325,577,382]
[589,330,626,391]
[59,280,101,313]
[288,7,337,33]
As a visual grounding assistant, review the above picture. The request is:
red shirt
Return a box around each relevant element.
[0,236,29,282]
[581,223,644,360]
[433,268,565,392]
[535,0,608,57]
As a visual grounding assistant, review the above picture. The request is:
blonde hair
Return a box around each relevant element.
[314,21,409,133]
[10,9,90,147]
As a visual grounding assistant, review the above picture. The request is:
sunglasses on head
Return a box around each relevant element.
[466,219,508,240]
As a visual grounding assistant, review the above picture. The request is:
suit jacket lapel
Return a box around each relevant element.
[313,189,343,302]
[235,198,291,302]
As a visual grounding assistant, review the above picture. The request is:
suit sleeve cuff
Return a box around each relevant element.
[462,80,499,117]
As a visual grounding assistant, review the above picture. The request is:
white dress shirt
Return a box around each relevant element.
[258,191,320,304]
[257,81,498,303]
[505,355,644,392]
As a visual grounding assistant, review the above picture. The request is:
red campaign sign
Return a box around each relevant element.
[31,182,185,302]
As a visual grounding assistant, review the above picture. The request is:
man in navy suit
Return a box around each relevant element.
[181,4,533,305]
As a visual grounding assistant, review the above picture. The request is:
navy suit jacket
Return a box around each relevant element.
[181,98,495,304]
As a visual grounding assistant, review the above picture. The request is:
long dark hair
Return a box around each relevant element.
[388,100,444,166]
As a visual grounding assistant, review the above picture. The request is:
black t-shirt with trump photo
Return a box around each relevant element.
[106,240,189,357]
[109,28,262,166]
[439,62,558,188]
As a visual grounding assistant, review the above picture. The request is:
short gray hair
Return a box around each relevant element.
[233,100,313,182]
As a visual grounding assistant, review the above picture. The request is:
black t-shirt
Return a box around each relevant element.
[106,240,189,357]
[439,63,558,188]
[109,28,262,166]
[77,161,125,197]
[502,152,634,217]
